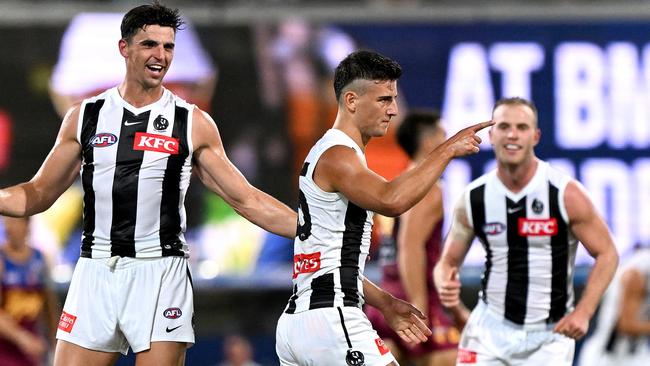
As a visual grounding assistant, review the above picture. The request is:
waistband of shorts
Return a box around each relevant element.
[79,256,186,270]
[479,300,556,331]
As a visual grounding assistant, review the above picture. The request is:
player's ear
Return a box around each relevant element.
[533,128,541,146]
[118,38,129,59]
[344,90,358,113]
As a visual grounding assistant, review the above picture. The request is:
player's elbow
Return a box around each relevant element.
[616,318,645,337]
[376,193,411,217]
[599,244,619,271]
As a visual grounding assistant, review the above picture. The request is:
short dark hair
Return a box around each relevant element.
[333,50,402,102]
[493,97,538,125]
[120,1,184,42]
[396,109,442,159]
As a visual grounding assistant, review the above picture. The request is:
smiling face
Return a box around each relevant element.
[349,79,398,140]
[489,103,540,167]
[119,24,175,90]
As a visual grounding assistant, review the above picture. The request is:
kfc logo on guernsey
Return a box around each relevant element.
[163,307,183,319]
[58,311,77,333]
[293,252,321,278]
[133,132,179,154]
[518,218,558,236]
[90,133,117,147]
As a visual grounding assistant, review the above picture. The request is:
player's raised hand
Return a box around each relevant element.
[442,120,494,157]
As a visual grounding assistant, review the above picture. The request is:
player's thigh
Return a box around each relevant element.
[53,340,121,366]
[277,307,398,365]
[135,341,187,366]
[524,334,574,366]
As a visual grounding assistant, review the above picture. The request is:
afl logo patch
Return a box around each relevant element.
[532,198,544,214]
[483,222,506,235]
[90,133,117,147]
[153,114,169,131]
[163,307,183,319]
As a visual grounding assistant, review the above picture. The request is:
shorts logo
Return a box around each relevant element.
[163,307,183,319]
[90,133,117,147]
[375,338,389,355]
[293,252,321,278]
[457,348,477,363]
[58,311,77,333]
[483,222,506,236]
[346,349,365,366]
[133,132,179,154]
[518,218,558,236]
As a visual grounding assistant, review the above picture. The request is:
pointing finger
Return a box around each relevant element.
[470,120,494,132]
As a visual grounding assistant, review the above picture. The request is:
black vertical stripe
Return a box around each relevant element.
[605,328,619,352]
[160,107,189,256]
[110,109,150,257]
[285,285,298,314]
[505,197,529,324]
[341,202,366,307]
[470,185,491,303]
[299,162,310,177]
[548,184,569,322]
[337,307,353,348]
[80,100,104,258]
[309,273,335,309]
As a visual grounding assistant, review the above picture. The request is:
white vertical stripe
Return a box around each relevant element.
[484,179,509,319]
[133,99,175,255]
[91,94,122,254]
[525,185,553,323]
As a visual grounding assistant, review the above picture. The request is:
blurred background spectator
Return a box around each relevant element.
[217,334,261,366]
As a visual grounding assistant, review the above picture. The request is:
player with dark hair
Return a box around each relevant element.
[0,2,296,365]
[275,50,492,366]
[367,110,467,366]
[435,97,619,365]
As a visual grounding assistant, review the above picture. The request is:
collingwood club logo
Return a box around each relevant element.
[153,114,169,131]
[346,349,365,366]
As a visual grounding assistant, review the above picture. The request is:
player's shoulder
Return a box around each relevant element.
[543,160,574,187]
[167,89,194,110]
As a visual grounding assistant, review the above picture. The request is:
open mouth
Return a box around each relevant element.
[146,64,164,75]
[504,144,521,151]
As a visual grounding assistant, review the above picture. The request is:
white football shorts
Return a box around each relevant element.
[276,306,397,366]
[56,256,194,354]
[456,301,574,366]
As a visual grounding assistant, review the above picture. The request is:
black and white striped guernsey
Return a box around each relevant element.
[465,161,578,325]
[77,87,194,259]
[285,129,374,314]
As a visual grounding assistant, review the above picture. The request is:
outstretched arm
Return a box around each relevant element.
[554,180,618,339]
[363,277,432,344]
[0,107,81,217]
[192,108,296,238]
[316,121,493,217]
